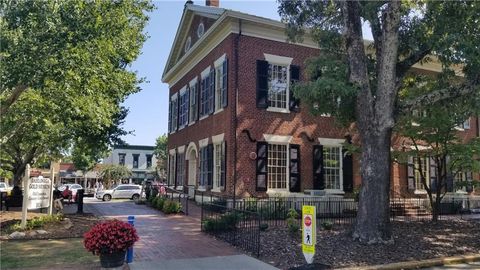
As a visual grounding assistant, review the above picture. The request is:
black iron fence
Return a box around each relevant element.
[201,201,260,257]
[162,186,189,215]
[197,191,480,226]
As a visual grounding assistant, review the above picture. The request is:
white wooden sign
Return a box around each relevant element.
[27,177,51,210]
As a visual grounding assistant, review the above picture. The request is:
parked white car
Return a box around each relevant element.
[0,182,13,194]
[96,184,142,201]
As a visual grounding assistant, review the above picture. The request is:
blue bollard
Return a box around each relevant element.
[126,216,135,263]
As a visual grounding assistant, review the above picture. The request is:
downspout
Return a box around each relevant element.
[233,19,242,208]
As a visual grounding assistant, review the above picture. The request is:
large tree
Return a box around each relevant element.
[278,1,480,243]
[0,0,153,185]
[154,134,168,181]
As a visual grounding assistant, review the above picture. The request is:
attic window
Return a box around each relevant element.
[185,36,192,53]
[197,23,205,38]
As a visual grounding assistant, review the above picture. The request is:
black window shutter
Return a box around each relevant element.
[256,142,268,191]
[446,173,454,192]
[221,141,226,190]
[222,59,228,108]
[429,157,437,193]
[207,144,213,188]
[185,87,190,125]
[196,82,200,121]
[313,145,324,190]
[289,65,301,112]
[289,144,301,192]
[342,148,353,192]
[168,100,172,133]
[256,60,269,108]
[407,156,415,190]
[466,172,473,193]
[209,68,215,115]
[175,152,179,188]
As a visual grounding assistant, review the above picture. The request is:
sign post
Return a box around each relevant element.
[20,164,30,229]
[302,205,316,264]
[48,164,55,215]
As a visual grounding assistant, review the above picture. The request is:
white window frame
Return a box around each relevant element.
[264,53,293,114]
[176,152,185,189]
[463,118,470,130]
[318,138,344,194]
[178,86,188,130]
[199,67,212,121]
[454,172,468,194]
[413,157,429,194]
[214,54,226,113]
[211,133,225,191]
[264,134,292,194]
[197,138,209,191]
[170,93,178,133]
[168,149,176,187]
[189,77,198,126]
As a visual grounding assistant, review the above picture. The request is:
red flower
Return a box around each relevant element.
[83,220,139,255]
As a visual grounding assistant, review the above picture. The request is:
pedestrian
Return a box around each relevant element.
[62,186,72,204]
[53,186,63,213]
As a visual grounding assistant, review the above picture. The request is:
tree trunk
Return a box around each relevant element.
[353,131,393,244]
[13,162,27,187]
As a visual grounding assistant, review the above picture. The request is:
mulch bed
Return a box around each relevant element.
[0,213,104,240]
[259,219,480,269]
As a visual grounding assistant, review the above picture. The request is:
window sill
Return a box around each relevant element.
[211,188,222,193]
[323,189,345,195]
[414,189,427,195]
[266,107,290,114]
[188,121,196,126]
[266,189,290,196]
[213,108,224,115]
[197,187,206,192]
[178,125,185,131]
[199,115,208,121]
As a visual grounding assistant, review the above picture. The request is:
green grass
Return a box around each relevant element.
[0,238,99,269]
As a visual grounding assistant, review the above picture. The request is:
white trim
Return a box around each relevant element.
[211,133,225,144]
[189,77,198,87]
[199,138,209,148]
[267,107,290,114]
[177,145,186,154]
[199,115,208,121]
[414,189,428,195]
[188,121,196,126]
[263,134,292,144]
[211,188,222,193]
[201,66,211,78]
[179,86,187,95]
[318,138,344,146]
[263,53,293,65]
[213,108,224,115]
[171,92,178,100]
[186,142,198,159]
[409,145,431,150]
[214,53,227,68]
[169,149,176,155]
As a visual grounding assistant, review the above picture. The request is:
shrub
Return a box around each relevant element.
[259,223,269,231]
[84,220,139,255]
[202,212,241,232]
[162,200,182,214]
[321,221,333,230]
[286,208,300,235]
[155,197,166,210]
[10,214,64,232]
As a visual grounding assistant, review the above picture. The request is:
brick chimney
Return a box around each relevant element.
[206,0,219,7]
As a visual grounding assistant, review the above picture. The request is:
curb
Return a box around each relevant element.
[337,253,480,270]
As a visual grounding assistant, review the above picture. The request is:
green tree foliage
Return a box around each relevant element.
[278,0,480,243]
[97,164,131,188]
[154,134,168,181]
[395,75,480,221]
[0,0,154,185]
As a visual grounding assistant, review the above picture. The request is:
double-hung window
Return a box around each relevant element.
[176,152,185,187]
[168,151,176,186]
[213,141,226,190]
[214,54,228,112]
[413,157,429,190]
[323,146,342,190]
[189,78,198,123]
[200,67,214,118]
[133,154,139,169]
[146,154,152,169]
[178,87,189,129]
[169,94,178,132]
[118,153,126,166]
[267,144,288,190]
[268,64,288,110]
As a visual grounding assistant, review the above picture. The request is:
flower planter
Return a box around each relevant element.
[99,250,126,268]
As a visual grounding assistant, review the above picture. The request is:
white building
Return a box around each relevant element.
[103,145,157,184]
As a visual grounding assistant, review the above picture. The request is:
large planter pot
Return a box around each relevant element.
[99,250,126,268]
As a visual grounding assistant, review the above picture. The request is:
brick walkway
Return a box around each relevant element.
[80,198,240,262]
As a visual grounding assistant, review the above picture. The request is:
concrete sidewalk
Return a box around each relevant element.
[128,255,279,270]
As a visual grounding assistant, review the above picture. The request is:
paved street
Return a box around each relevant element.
[81,198,240,262]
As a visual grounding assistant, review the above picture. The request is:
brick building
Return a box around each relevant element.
[163,1,479,198]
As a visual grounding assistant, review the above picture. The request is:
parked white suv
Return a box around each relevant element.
[96,184,141,201]
[0,182,13,194]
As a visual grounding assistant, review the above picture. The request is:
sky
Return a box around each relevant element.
[121,0,282,146]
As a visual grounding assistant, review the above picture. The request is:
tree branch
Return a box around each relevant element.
[396,46,432,79]
[0,85,28,116]
[399,78,480,113]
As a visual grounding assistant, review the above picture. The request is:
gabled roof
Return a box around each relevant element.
[163,4,225,78]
